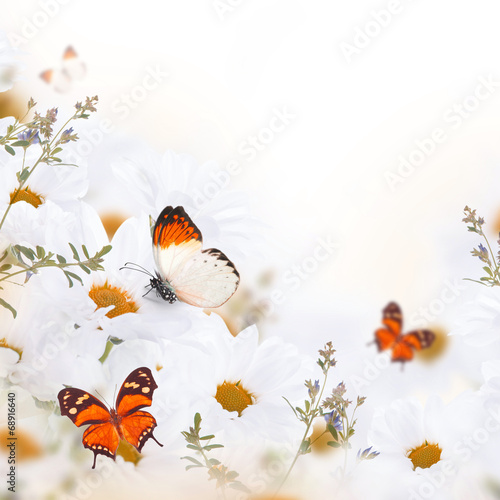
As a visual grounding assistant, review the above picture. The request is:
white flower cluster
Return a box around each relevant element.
[0,106,311,498]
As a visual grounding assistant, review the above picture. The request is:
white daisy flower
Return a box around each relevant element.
[0,31,19,92]
[361,394,490,500]
[449,285,500,347]
[0,148,88,246]
[37,211,207,345]
[111,147,262,262]
[172,313,306,446]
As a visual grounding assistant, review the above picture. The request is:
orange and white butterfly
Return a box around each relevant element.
[373,302,435,364]
[58,367,163,469]
[124,206,240,308]
[40,46,86,93]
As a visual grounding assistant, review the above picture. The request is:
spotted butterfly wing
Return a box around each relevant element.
[374,302,402,352]
[58,367,162,468]
[373,302,435,364]
[152,205,240,308]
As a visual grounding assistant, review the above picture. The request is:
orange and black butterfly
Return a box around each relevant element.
[373,302,435,364]
[58,367,163,468]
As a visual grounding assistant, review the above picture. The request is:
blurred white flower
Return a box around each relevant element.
[0,31,19,92]
[449,285,500,347]
[112,147,262,262]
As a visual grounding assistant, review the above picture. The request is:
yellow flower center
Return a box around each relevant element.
[407,441,442,470]
[88,282,139,318]
[116,439,141,466]
[0,338,22,359]
[0,428,42,461]
[214,381,253,416]
[9,187,44,208]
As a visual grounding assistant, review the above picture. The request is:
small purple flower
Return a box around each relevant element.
[17,129,39,145]
[324,410,342,431]
[308,379,320,398]
[356,446,380,462]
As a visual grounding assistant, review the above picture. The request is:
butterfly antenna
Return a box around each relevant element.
[120,262,154,278]
[95,389,112,409]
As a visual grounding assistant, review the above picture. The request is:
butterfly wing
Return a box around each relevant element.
[152,205,203,285]
[374,302,402,351]
[391,330,435,363]
[115,367,158,416]
[115,367,163,451]
[62,45,86,81]
[82,422,120,468]
[152,206,239,308]
[58,388,117,468]
[119,411,162,452]
[58,388,111,426]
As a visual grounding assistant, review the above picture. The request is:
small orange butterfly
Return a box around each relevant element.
[373,302,435,364]
[58,367,163,468]
[40,46,86,93]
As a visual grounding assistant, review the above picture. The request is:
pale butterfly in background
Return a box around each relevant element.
[122,206,240,308]
[39,46,86,93]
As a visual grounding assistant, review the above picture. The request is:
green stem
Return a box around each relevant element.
[0,256,98,284]
[273,369,329,497]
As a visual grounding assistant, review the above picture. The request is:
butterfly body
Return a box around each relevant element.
[373,302,435,364]
[58,367,163,468]
[148,205,239,308]
[148,272,177,303]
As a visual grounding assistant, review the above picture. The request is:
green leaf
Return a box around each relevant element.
[79,263,91,274]
[109,336,124,345]
[0,298,17,318]
[305,400,310,413]
[194,413,202,431]
[18,168,30,181]
[52,147,63,154]
[299,439,310,454]
[185,464,203,471]
[5,145,15,156]
[10,140,29,147]
[186,444,200,451]
[16,245,35,261]
[64,271,83,286]
[98,245,112,257]
[0,249,8,262]
[36,245,46,259]
[82,245,90,259]
[68,242,79,261]
[226,470,239,481]
[181,456,203,467]
[228,482,251,493]
[199,434,215,441]
[203,444,224,451]
[0,264,12,273]
[327,441,342,448]
[208,458,220,466]
[56,254,66,264]
[327,424,338,440]
[483,266,493,277]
